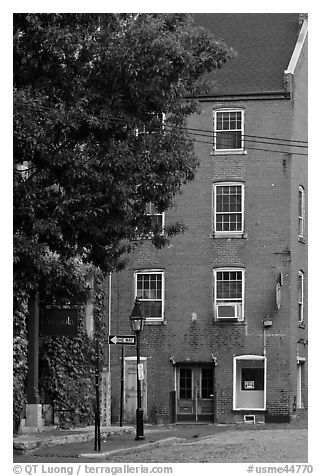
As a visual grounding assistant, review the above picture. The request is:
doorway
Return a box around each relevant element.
[296,360,305,409]
[176,365,214,422]
[124,357,147,421]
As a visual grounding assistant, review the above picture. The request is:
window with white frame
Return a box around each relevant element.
[298,186,305,239]
[146,202,165,233]
[214,268,244,320]
[298,270,304,323]
[214,109,244,151]
[135,270,164,321]
[213,182,244,234]
[233,356,266,410]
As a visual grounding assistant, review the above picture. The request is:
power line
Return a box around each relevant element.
[102,113,308,147]
[105,114,309,149]
[187,137,308,156]
[164,123,307,145]
[14,101,308,153]
[160,124,308,149]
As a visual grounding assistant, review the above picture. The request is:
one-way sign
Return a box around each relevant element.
[108,335,136,345]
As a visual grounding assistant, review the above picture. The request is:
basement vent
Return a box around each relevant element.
[244,415,256,424]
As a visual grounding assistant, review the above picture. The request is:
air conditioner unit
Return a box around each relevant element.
[216,303,241,320]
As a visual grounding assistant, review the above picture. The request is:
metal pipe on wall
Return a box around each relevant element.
[108,272,112,373]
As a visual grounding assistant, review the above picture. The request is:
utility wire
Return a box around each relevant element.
[103,114,309,150]
[14,101,308,152]
[185,137,308,156]
[104,113,308,146]
[160,124,308,149]
[162,123,308,145]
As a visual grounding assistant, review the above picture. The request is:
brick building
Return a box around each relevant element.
[107,13,308,424]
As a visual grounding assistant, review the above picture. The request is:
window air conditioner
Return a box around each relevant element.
[216,303,241,320]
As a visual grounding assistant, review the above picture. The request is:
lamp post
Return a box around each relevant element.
[129,298,146,440]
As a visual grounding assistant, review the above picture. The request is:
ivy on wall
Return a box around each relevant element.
[38,276,106,428]
[13,257,106,432]
[13,290,29,433]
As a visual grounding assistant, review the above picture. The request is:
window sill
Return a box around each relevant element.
[213,320,246,326]
[211,150,247,156]
[298,321,305,329]
[145,319,166,326]
[211,232,247,239]
[232,409,266,413]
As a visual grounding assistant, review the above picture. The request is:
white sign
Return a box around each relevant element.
[276,282,281,310]
[108,335,136,345]
[138,363,144,380]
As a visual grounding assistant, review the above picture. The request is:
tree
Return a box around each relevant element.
[13,13,234,431]
[13,13,233,294]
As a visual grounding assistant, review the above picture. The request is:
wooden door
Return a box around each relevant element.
[124,357,147,421]
[177,366,214,422]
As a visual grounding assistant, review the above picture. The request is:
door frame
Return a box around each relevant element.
[124,356,147,419]
[176,364,215,422]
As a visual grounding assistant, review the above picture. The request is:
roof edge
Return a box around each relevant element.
[284,16,308,77]
[185,91,291,102]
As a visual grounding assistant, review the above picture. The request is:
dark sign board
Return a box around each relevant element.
[41,308,78,337]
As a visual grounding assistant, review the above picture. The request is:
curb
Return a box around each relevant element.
[79,437,186,459]
[13,427,134,454]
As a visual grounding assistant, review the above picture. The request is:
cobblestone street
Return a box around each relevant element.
[14,419,308,464]
[106,428,308,464]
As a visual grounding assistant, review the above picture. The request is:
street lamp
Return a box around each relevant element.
[129,298,146,440]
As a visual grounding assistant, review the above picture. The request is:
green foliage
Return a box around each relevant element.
[13,290,29,433]
[13,14,233,428]
[39,277,106,428]
[13,13,233,282]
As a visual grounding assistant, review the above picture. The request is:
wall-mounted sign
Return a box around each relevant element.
[276,282,281,310]
[138,363,144,380]
[41,308,78,337]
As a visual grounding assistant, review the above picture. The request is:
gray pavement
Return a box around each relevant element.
[13,425,134,454]
[13,413,308,463]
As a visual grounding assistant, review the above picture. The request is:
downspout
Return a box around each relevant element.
[108,272,112,373]
[263,326,267,357]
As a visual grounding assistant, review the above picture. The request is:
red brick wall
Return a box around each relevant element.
[107,89,307,423]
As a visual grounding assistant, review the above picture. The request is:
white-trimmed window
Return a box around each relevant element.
[233,356,266,410]
[146,202,165,233]
[298,270,304,323]
[213,268,244,321]
[298,186,305,239]
[135,270,164,321]
[213,182,244,234]
[214,109,244,151]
